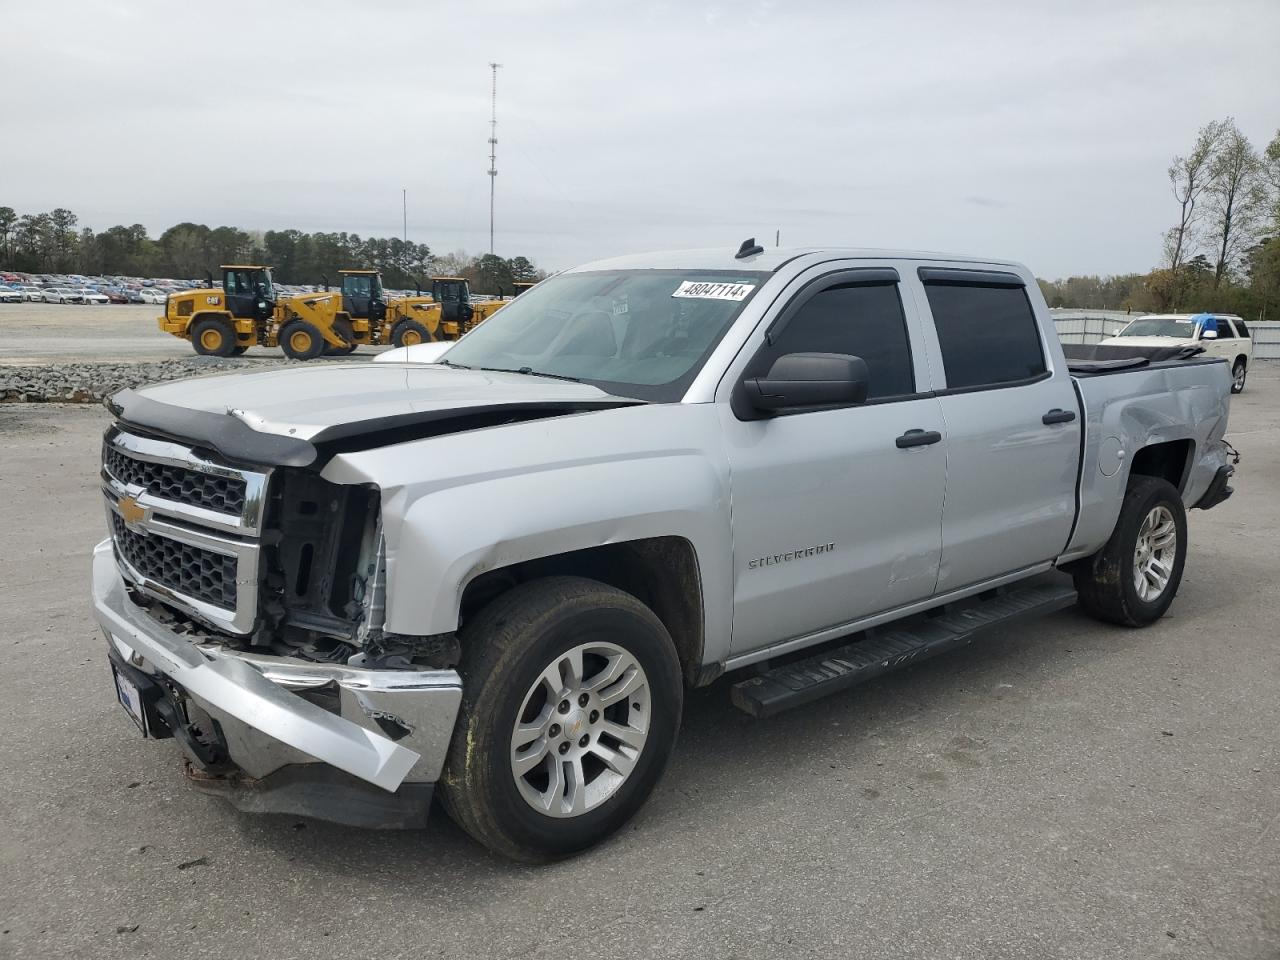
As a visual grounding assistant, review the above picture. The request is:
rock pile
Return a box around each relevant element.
[0,357,292,403]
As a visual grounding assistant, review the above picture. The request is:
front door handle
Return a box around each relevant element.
[1042,408,1077,425]
[896,429,942,449]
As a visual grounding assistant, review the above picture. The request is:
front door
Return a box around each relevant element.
[914,268,1082,592]
[720,268,947,655]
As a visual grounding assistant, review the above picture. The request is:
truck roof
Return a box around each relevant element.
[565,246,1024,274]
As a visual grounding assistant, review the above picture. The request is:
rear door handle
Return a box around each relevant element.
[895,429,942,449]
[1042,408,1077,425]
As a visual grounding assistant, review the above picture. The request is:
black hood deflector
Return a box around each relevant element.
[107,388,642,469]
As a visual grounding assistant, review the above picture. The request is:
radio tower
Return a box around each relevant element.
[487,62,502,256]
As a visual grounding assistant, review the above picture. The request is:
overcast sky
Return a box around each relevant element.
[3,0,1277,277]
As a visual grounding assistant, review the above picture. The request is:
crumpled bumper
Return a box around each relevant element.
[91,540,462,794]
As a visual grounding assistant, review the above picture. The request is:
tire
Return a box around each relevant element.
[190,316,238,357]
[440,576,683,862]
[323,317,358,356]
[390,318,433,347]
[1231,359,1247,394]
[1073,475,1187,627]
[279,320,325,361]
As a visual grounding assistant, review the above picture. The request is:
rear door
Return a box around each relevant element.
[1205,316,1238,360]
[911,266,1081,593]
[718,264,947,654]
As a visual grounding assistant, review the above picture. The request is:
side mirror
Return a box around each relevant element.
[1200,327,1218,339]
[743,353,869,412]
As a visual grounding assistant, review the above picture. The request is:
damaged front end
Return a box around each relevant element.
[92,425,462,829]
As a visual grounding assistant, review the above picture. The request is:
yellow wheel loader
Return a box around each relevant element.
[385,277,477,347]
[272,269,387,360]
[160,265,375,361]
[158,265,276,357]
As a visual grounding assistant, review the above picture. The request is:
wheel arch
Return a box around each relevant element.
[459,537,707,686]
[1127,438,1195,495]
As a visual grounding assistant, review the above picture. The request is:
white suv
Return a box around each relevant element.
[1101,313,1253,393]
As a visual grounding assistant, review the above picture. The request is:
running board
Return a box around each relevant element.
[730,582,1078,718]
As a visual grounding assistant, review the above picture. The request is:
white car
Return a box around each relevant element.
[78,287,110,304]
[138,289,168,305]
[41,287,82,304]
[19,286,46,302]
[0,285,24,303]
[1100,313,1253,393]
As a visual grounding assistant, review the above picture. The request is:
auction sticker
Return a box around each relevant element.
[671,280,755,301]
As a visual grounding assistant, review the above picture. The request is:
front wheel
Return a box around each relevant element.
[1231,359,1247,394]
[440,576,683,862]
[279,320,325,360]
[390,318,433,347]
[1073,476,1187,627]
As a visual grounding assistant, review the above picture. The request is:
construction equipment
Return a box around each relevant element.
[158,265,275,357]
[273,269,385,360]
[161,266,382,360]
[160,267,516,360]
[385,277,491,347]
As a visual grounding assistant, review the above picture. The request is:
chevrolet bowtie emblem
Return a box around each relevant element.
[118,495,148,526]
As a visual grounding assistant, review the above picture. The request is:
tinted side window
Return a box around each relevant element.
[923,283,1046,389]
[1236,319,1250,338]
[1216,318,1237,338]
[765,282,915,400]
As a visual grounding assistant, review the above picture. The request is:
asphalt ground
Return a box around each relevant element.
[0,358,1277,959]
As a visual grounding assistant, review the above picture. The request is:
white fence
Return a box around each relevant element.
[1051,312,1132,344]
[1051,310,1280,360]
[1252,322,1280,360]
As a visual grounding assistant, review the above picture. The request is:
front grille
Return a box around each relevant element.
[105,444,246,515]
[110,513,238,610]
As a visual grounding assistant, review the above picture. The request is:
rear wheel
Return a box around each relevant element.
[279,320,325,361]
[391,319,433,347]
[1231,359,1247,394]
[1073,476,1187,627]
[191,316,238,357]
[440,576,683,862]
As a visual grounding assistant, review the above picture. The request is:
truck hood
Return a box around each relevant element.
[112,362,639,467]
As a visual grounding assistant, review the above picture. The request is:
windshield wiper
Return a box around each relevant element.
[474,365,583,383]
[437,358,471,369]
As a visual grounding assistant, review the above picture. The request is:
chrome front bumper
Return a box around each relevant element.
[92,540,462,793]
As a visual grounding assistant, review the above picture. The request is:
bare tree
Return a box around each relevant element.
[1206,119,1268,287]
[1165,120,1225,299]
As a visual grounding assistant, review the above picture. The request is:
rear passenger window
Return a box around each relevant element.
[1236,319,1250,338]
[764,282,915,400]
[1216,319,1237,338]
[922,282,1046,389]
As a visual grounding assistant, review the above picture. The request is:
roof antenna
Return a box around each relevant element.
[735,237,765,259]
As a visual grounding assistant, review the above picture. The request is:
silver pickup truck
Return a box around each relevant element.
[92,243,1236,861]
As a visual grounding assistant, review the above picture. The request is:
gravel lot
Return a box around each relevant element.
[0,341,1277,958]
[0,302,387,400]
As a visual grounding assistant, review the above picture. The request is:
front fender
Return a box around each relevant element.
[321,403,735,666]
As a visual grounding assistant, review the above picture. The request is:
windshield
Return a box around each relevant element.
[1117,318,1194,338]
[436,280,466,302]
[442,269,767,402]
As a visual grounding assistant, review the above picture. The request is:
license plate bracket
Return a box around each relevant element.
[112,664,149,737]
